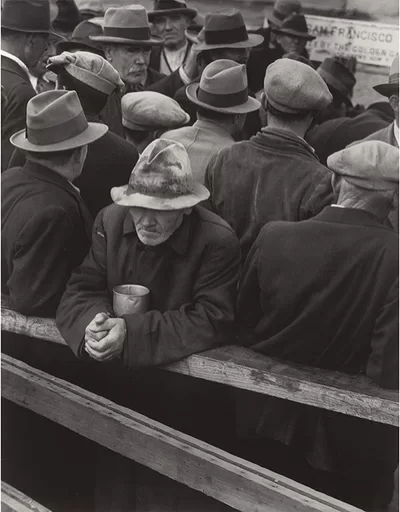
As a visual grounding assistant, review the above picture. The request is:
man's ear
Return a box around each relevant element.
[103,45,113,62]
[260,92,268,111]
[389,94,399,113]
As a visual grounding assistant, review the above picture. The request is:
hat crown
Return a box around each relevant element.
[318,58,356,87]
[152,0,189,10]
[129,139,195,200]
[204,8,246,32]
[389,54,399,84]
[2,0,51,33]
[104,5,150,29]
[280,12,309,33]
[71,19,103,40]
[66,51,124,91]
[200,59,247,95]
[273,0,302,18]
[27,90,83,129]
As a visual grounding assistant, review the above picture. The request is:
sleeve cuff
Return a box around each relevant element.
[179,65,191,86]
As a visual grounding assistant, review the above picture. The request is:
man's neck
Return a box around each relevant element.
[266,118,308,139]
[164,39,187,52]
[197,115,235,137]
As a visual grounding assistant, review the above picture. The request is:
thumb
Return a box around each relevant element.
[94,312,110,325]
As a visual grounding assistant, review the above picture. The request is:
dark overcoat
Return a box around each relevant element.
[205,127,334,261]
[1,56,35,171]
[237,206,399,480]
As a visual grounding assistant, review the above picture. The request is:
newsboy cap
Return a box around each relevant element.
[327,141,399,191]
[264,58,332,114]
[122,91,190,131]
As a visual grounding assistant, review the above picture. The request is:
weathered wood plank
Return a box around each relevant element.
[1,482,52,512]
[2,296,398,426]
[2,355,362,512]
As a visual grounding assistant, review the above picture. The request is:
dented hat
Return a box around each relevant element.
[264,58,332,114]
[122,91,190,132]
[327,141,399,191]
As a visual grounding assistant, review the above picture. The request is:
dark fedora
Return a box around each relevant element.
[148,0,197,22]
[373,55,399,97]
[273,13,315,41]
[1,0,59,37]
[186,59,260,114]
[191,9,264,51]
[57,20,105,56]
[91,5,164,46]
[268,0,302,28]
[317,57,356,106]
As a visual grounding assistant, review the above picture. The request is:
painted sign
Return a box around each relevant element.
[305,15,398,67]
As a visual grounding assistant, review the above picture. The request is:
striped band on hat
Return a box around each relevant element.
[26,110,88,146]
[103,26,151,40]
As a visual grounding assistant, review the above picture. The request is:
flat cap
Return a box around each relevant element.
[327,141,399,191]
[264,58,332,114]
[122,91,190,131]
[47,51,124,95]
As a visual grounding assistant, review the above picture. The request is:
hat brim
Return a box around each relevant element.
[193,33,264,51]
[90,35,164,46]
[186,83,261,114]
[274,28,315,41]
[148,8,197,22]
[10,122,108,152]
[56,40,105,56]
[111,181,210,210]
[1,23,62,39]
[373,83,399,97]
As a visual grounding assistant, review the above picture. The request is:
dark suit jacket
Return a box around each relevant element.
[237,206,399,478]
[2,161,93,317]
[149,43,192,74]
[1,56,36,171]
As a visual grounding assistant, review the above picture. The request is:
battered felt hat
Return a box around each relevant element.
[191,9,264,51]
[268,0,302,28]
[148,0,197,22]
[273,13,315,41]
[47,51,124,94]
[373,55,399,97]
[122,91,190,131]
[90,5,163,46]
[317,57,356,107]
[56,19,105,55]
[10,89,108,152]
[1,0,59,37]
[186,59,260,114]
[111,138,210,210]
[264,58,332,114]
[327,141,399,191]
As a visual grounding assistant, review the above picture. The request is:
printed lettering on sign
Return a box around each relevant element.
[305,15,398,67]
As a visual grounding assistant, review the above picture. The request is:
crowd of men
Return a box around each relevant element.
[1,0,399,511]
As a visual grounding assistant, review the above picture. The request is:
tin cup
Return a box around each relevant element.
[113,284,150,317]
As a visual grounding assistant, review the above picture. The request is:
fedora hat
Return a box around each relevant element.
[47,51,124,95]
[327,141,399,191]
[191,9,263,52]
[268,0,302,28]
[10,90,108,152]
[273,13,315,41]
[56,20,105,56]
[1,0,59,37]
[90,5,163,46]
[111,138,210,210]
[186,59,260,114]
[317,57,356,106]
[148,0,197,22]
[373,54,399,97]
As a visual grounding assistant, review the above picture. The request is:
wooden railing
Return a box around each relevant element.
[1,482,52,512]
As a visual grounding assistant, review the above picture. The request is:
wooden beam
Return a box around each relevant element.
[2,296,398,426]
[1,482,52,512]
[2,355,362,512]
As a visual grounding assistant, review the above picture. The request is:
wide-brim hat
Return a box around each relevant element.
[273,13,315,41]
[192,9,263,51]
[373,54,399,97]
[10,89,107,152]
[317,57,355,107]
[148,0,197,22]
[186,59,260,114]
[267,0,302,28]
[91,5,163,46]
[1,0,61,38]
[111,138,209,209]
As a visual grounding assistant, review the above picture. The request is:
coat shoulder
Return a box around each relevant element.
[195,206,239,242]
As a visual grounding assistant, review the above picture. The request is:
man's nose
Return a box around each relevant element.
[141,212,157,226]
[133,51,146,64]
[165,18,172,30]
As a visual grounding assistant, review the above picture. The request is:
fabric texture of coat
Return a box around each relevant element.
[1,55,36,172]
[2,161,93,317]
[205,127,334,261]
[149,42,192,75]
[162,119,235,183]
[236,206,398,480]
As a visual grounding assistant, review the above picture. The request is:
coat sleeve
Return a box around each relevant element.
[56,210,114,357]
[7,206,80,317]
[121,230,241,369]
[366,278,399,389]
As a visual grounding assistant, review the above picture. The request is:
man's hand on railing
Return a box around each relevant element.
[84,314,127,362]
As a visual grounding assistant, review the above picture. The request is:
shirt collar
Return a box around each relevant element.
[394,122,399,146]
[122,208,192,255]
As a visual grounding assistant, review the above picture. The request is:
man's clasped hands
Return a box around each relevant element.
[84,313,127,362]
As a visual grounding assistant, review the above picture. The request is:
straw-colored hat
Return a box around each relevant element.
[186,59,260,114]
[373,55,399,97]
[90,5,164,46]
[327,141,399,191]
[111,138,210,210]
[10,90,108,152]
